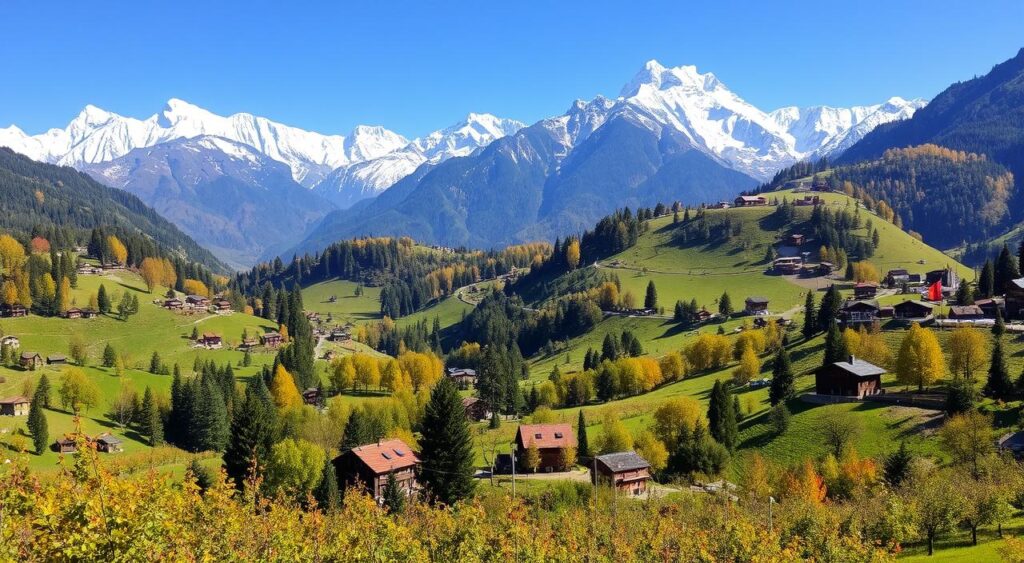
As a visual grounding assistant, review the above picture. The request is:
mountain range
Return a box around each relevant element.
[0,60,927,265]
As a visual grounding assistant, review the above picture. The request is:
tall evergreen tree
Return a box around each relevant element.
[140,387,163,446]
[97,284,110,314]
[382,472,406,514]
[223,378,275,488]
[979,259,995,298]
[27,390,48,455]
[823,321,845,366]
[883,442,915,488]
[418,379,476,504]
[577,410,590,459]
[995,243,1020,292]
[193,377,229,452]
[341,408,372,451]
[985,338,1014,401]
[600,333,619,362]
[993,307,1006,337]
[644,281,658,310]
[718,291,733,317]
[802,291,817,340]
[35,374,51,408]
[707,381,737,451]
[817,285,841,332]
[769,346,795,406]
[313,460,341,512]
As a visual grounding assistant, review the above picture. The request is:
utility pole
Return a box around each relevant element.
[511,445,516,499]
[768,496,776,533]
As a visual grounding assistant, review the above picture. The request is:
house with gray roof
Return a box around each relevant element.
[592,451,652,496]
[814,356,886,399]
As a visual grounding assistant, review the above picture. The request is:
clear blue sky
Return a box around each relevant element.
[2,0,1022,138]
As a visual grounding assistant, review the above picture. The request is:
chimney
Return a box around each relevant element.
[848,355,855,364]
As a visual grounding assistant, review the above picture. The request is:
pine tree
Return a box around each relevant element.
[577,410,590,459]
[985,338,1014,401]
[35,374,51,408]
[707,381,737,451]
[149,351,162,374]
[802,291,817,340]
[979,260,995,298]
[644,281,658,310]
[27,391,48,454]
[97,284,110,314]
[194,377,229,452]
[883,442,914,488]
[313,460,340,512]
[993,307,1006,337]
[140,387,163,446]
[102,344,117,368]
[995,243,1020,291]
[382,471,406,514]
[817,285,841,332]
[718,291,733,317]
[341,409,371,450]
[600,333,618,362]
[823,321,845,366]
[418,379,476,504]
[223,377,275,488]
[769,346,795,406]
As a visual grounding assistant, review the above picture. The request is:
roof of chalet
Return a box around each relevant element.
[596,451,651,473]
[0,395,30,405]
[950,305,984,316]
[819,357,886,378]
[347,439,419,474]
[20,351,41,360]
[841,299,880,311]
[745,296,769,305]
[516,423,576,449]
[893,299,936,311]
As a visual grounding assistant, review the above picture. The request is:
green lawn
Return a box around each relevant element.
[301,279,382,323]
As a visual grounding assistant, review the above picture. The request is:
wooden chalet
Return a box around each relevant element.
[974,298,1005,319]
[19,352,42,370]
[817,262,835,275]
[893,299,935,321]
[772,256,802,274]
[239,337,259,351]
[515,423,576,472]
[65,308,83,319]
[461,396,491,422]
[696,309,713,323]
[76,264,103,275]
[949,305,985,320]
[744,296,769,316]
[333,439,420,500]
[95,433,123,453]
[47,354,68,366]
[814,355,885,399]
[734,195,767,207]
[199,333,223,349]
[853,282,878,300]
[0,396,30,416]
[302,388,322,406]
[260,331,283,348]
[795,195,821,206]
[447,367,477,388]
[592,451,653,496]
[885,269,910,286]
[213,298,232,312]
[1006,278,1024,318]
[81,308,97,319]
[55,436,78,454]
[840,299,880,325]
[164,298,184,310]
[185,295,210,308]
[1,304,28,318]
[328,329,351,342]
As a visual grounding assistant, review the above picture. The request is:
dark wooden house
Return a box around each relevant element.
[19,352,42,370]
[333,439,420,501]
[46,354,67,366]
[893,299,935,321]
[95,433,123,453]
[592,451,653,496]
[949,305,985,320]
[853,282,878,300]
[814,356,885,398]
[261,331,283,348]
[734,195,767,207]
[515,423,576,472]
[744,296,769,315]
[839,299,880,325]
[461,397,491,422]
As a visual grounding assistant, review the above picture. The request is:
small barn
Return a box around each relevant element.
[199,333,223,349]
[47,354,68,366]
[95,433,124,453]
[814,356,885,399]
[949,305,985,320]
[853,282,878,300]
[261,332,283,348]
[0,396,30,416]
[19,352,43,370]
[744,296,769,315]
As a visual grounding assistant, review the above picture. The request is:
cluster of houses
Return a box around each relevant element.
[54,432,123,454]
[239,331,284,351]
[0,304,28,318]
[163,295,232,315]
[333,423,655,503]
[16,351,66,370]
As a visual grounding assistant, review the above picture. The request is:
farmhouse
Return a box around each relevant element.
[65,308,83,319]
[839,299,880,325]
[0,396,30,416]
[95,433,124,453]
[81,308,97,319]
[260,331,283,348]
[47,354,68,366]
[515,423,576,472]
[744,296,769,315]
[696,309,714,323]
[213,298,232,312]
[302,388,321,406]
[853,282,878,300]
[185,295,210,308]
[893,299,936,321]
[592,451,653,496]
[949,305,985,320]
[772,257,802,274]
[447,367,477,388]
[974,298,1005,318]
[795,195,821,206]
[329,329,351,342]
[199,333,223,349]
[734,195,767,207]
[76,264,103,275]
[20,352,43,370]
[814,356,885,399]
[333,439,420,501]
[817,262,835,275]
[462,396,491,422]
[885,269,910,286]
[1,304,28,318]
[164,298,184,310]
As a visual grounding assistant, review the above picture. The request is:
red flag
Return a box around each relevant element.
[928,280,942,301]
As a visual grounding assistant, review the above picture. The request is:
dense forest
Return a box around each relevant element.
[0,147,225,272]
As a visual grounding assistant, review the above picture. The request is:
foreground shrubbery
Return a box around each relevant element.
[0,446,893,562]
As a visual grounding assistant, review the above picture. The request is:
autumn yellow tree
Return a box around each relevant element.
[139,257,165,293]
[686,334,731,372]
[652,397,703,451]
[895,323,946,392]
[0,234,26,273]
[598,410,633,454]
[634,431,668,473]
[106,235,128,265]
[733,343,761,385]
[58,276,71,314]
[856,324,892,369]
[352,353,381,392]
[270,365,303,409]
[851,261,881,283]
[948,326,989,380]
[330,357,356,392]
[597,282,619,310]
[182,279,211,298]
[2,281,18,306]
[565,239,581,270]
